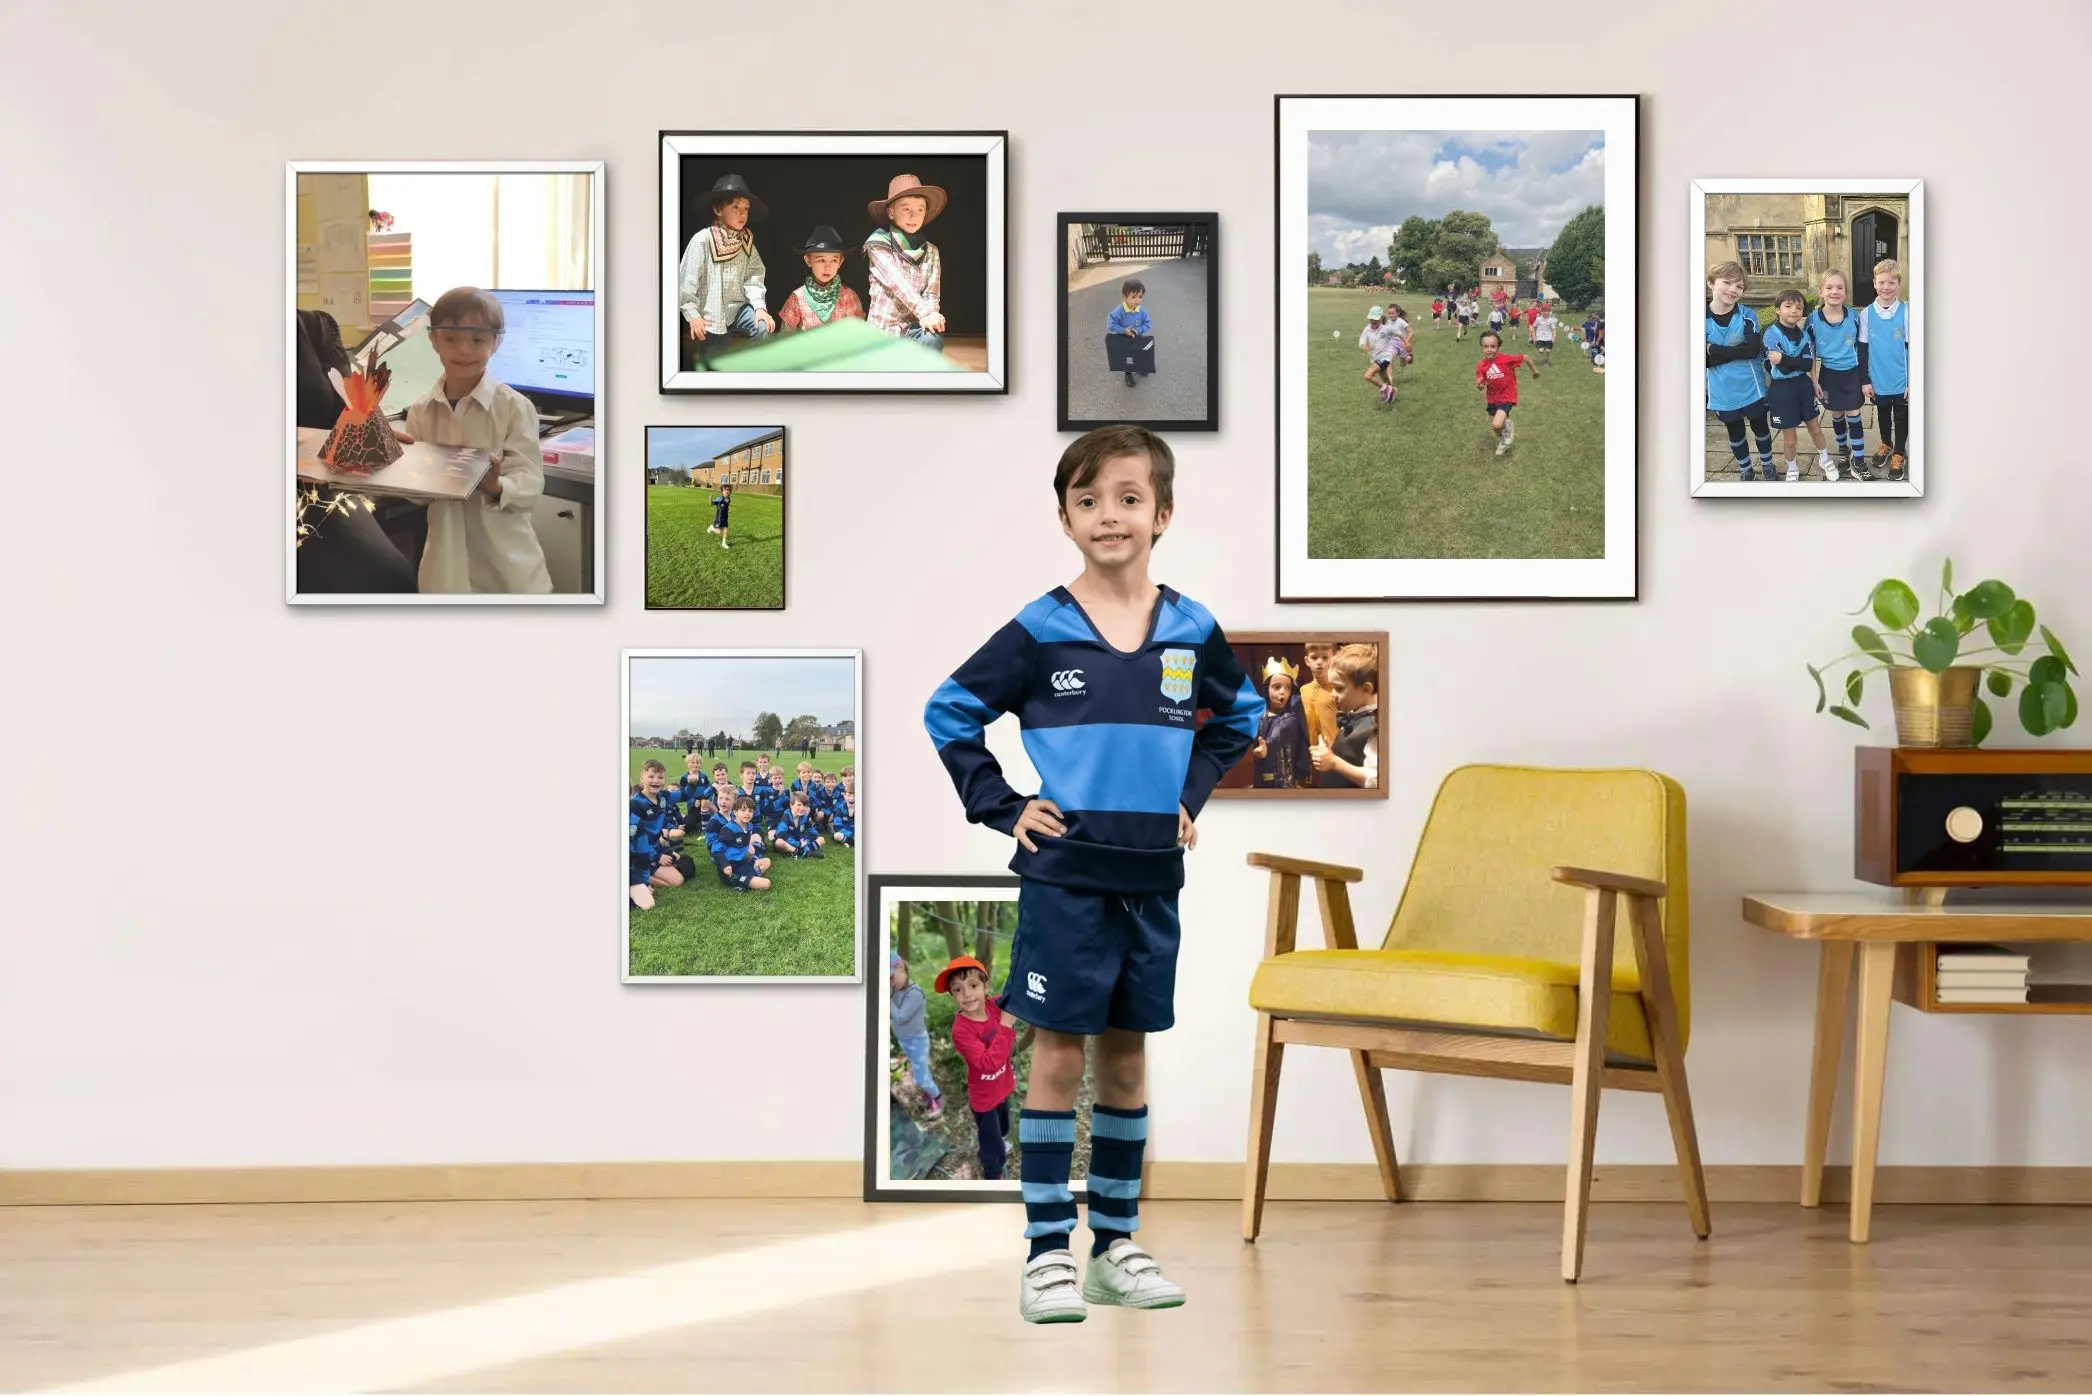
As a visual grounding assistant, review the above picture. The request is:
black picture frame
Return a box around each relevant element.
[642,425,788,611]
[1057,212,1219,433]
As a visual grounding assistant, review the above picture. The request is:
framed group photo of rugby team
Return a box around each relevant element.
[1274,95,1640,602]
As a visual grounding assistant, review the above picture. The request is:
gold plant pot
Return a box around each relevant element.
[1888,666,1982,747]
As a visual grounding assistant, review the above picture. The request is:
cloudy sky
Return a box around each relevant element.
[646,426,777,473]
[629,655,854,736]
[1307,130,1604,266]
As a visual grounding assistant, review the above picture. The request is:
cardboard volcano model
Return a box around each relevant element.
[320,364,403,472]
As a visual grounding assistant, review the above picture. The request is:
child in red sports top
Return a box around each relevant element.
[940,955,1023,1180]
[1474,330,1540,458]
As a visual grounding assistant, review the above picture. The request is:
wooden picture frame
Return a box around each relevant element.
[1207,630,1390,799]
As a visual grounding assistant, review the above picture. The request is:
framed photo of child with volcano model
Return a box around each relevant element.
[659,131,1008,394]
[1275,96,1639,602]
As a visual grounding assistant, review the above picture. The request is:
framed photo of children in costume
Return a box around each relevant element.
[623,648,862,984]
[1275,96,1639,601]
[643,426,787,610]
[1057,213,1219,433]
[1208,632,1388,799]
[1690,178,1923,499]
[865,874,1098,1203]
[658,131,1008,394]
[286,160,605,605]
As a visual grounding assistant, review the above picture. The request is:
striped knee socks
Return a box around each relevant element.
[1086,1103,1148,1257]
[1019,1108,1077,1261]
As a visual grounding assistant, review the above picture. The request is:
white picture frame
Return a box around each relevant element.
[285,159,607,605]
[622,648,864,986]
[1689,177,1924,498]
[1275,95,1640,602]
[658,131,1008,394]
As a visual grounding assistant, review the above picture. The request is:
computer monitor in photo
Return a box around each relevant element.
[485,288,596,411]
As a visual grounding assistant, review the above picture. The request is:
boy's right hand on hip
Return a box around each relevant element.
[1013,798,1065,852]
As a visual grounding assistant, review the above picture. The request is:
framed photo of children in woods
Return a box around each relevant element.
[1057,213,1219,433]
[1690,178,1923,499]
[864,875,1099,1203]
[1208,632,1388,799]
[658,131,1008,394]
[1275,96,1639,602]
[623,648,862,984]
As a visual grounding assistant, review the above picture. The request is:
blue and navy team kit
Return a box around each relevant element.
[925,586,1261,1034]
[1704,303,1770,420]
[1759,319,1818,429]
[1808,306,1866,411]
[628,789,679,887]
[1859,301,1909,397]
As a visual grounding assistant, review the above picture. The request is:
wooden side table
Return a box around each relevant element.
[1742,891,2092,1243]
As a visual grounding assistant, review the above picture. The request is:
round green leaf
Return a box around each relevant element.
[2043,625,2079,677]
[1845,670,1864,706]
[1871,580,1921,631]
[2022,682,2058,737]
[1959,579,2017,620]
[2062,683,2080,730]
[1988,600,2036,654]
[1972,697,1994,746]
[2043,682,2071,729]
[1986,669,2013,698]
[1912,617,1962,673]
[1851,625,1893,664]
[1950,594,1978,635]
[1829,705,1869,729]
[1806,662,1827,714]
[2032,655,2066,689]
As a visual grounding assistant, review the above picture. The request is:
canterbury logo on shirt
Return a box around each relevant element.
[1050,669,1086,693]
[1026,971,1047,1000]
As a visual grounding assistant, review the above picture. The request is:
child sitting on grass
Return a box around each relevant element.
[771,789,827,858]
[822,770,855,847]
[629,760,689,910]
[705,796,773,892]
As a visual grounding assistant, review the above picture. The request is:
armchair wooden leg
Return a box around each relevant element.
[1352,1051,1401,1203]
[1627,895,1708,1239]
[1562,888,1617,1283]
[1243,1011,1284,1241]
[1801,940,1856,1209]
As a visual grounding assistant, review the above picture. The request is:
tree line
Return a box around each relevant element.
[1307,205,1604,307]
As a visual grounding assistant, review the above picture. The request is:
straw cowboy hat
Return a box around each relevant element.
[702,173,768,222]
[868,173,947,225]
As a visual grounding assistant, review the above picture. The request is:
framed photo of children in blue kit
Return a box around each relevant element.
[865,875,1100,1203]
[1690,178,1924,498]
[1275,96,1640,602]
[658,131,1008,394]
[1206,632,1388,799]
[623,648,862,984]
[1057,214,1219,432]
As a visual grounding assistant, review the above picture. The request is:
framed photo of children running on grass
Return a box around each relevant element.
[623,648,862,984]
[1689,178,1923,498]
[865,875,1098,1203]
[658,131,1007,394]
[1057,213,1218,432]
[1208,633,1388,799]
[1275,96,1639,601]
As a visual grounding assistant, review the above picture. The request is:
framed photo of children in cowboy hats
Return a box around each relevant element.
[658,131,1008,394]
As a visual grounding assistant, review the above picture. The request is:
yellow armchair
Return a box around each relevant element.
[1242,764,1708,1282]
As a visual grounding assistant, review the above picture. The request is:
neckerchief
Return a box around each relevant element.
[802,275,842,322]
[712,223,751,262]
[869,225,929,264]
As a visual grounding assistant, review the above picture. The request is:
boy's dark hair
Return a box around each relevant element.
[430,286,504,334]
[1120,278,1145,298]
[1054,425,1176,523]
[790,790,809,807]
[641,759,666,774]
[1776,289,1807,310]
[1480,331,1501,348]
[944,965,986,991]
[733,796,756,814]
[740,761,757,773]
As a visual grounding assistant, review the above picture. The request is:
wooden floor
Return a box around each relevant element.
[5,1198,2092,1392]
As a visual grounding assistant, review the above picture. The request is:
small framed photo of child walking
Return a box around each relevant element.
[623,648,862,984]
[1276,96,1639,601]
[865,875,1100,1202]
[658,131,1008,394]
[1690,178,1924,498]
[643,426,786,610]
[1057,213,1219,432]
[1208,633,1388,799]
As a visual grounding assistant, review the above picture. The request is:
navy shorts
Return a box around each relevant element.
[1714,396,1768,425]
[715,860,758,890]
[1003,879,1181,1035]
[1482,401,1515,417]
[1767,376,1820,429]
[1818,364,1863,412]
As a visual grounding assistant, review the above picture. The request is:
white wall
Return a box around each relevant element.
[4,0,2090,1172]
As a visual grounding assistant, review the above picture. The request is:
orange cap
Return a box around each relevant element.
[934,955,988,994]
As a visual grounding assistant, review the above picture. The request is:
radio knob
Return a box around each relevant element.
[1945,806,1984,843]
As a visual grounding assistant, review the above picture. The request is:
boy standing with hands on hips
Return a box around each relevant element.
[925,425,1263,1323]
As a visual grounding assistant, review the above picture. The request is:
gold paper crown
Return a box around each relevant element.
[1262,655,1300,684]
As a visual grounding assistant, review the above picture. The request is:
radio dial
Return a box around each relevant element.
[1945,806,1984,844]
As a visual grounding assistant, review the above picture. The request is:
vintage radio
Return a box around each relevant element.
[1856,747,2092,887]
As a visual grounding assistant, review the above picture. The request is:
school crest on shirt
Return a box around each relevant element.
[1159,648,1196,703]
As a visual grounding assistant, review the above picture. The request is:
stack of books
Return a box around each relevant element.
[1935,944,2030,1005]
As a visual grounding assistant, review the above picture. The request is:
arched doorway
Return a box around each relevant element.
[1850,208,1898,301]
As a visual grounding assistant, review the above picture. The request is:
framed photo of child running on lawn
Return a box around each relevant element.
[1057,213,1219,432]
[623,648,862,984]
[1275,95,1639,601]
[864,875,1099,1203]
[658,131,1008,394]
[1207,632,1388,799]
[1689,178,1923,498]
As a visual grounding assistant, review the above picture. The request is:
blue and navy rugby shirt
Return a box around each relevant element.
[924,585,1262,894]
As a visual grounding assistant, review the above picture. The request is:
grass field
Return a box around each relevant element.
[625,746,856,978]
[1305,288,1605,561]
[645,487,784,609]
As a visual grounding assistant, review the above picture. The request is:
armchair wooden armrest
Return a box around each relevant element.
[1552,865,1667,900]
[1247,852,1365,883]
[1249,851,1365,958]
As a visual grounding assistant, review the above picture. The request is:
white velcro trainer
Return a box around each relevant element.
[1020,1249,1087,1324]
[1081,1238,1186,1309]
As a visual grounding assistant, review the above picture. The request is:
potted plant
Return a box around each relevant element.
[1808,559,2079,747]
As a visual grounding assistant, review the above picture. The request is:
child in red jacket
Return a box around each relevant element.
[938,955,1022,1181]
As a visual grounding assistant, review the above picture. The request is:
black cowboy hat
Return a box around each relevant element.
[797,225,849,254]
[702,173,767,222]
